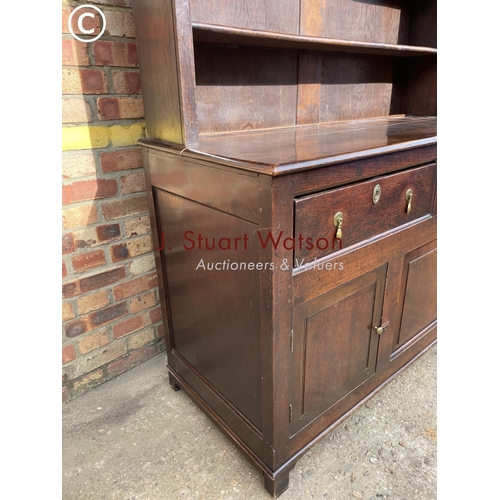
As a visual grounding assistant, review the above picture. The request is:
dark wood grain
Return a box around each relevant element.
[132,0,185,144]
[294,163,436,265]
[191,116,436,174]
[394,240,437,350]
[290,265,386,434]
[155,189,263,430]
[147,149,260,223]
[300,0,408,44]
[319,53,395,122]
[189,0,300,34]
[193,43,298,134]
[192,22,437,56]
[133,0,437,496]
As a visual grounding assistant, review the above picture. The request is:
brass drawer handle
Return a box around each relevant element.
[333,212,343,240]
[406,189,413,213]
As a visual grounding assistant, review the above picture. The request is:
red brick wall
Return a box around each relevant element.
[62,0,165,402]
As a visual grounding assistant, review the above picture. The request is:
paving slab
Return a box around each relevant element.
[63,345,437,500]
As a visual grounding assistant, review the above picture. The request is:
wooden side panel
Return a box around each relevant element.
[155,189,263,430]
[398,57,437,116]
[407,0,437,48]
[189,0,300,34]
[132,0,185,144]
[290,265,386,434]
[300,0,410,45]
[194,44,298,134]
[395,241,437,350]
[148,150,260,223]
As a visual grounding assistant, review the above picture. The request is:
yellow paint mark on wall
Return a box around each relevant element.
[62,123,145,151]
[108,123,145,147]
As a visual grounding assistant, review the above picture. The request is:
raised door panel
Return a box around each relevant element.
[290,265,387,435]
[392,239,437,357]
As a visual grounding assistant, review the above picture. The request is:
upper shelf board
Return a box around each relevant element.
[192,23,437,57]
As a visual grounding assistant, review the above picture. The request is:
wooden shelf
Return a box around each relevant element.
[192,23,437,58]
[141,116,437,175]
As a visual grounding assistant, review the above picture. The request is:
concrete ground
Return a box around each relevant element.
[62,346,437,500]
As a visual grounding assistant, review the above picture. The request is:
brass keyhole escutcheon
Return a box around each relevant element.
[406,189,413,213]
[373,184,382,204]
[333,212,343,240]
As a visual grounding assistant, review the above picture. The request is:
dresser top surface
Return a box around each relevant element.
[142,115,436,175]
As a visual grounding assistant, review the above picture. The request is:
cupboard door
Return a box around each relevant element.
[391,239,437,358]
[290,265,387,435]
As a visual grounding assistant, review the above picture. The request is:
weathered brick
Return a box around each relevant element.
[63,344,76,364]
[62,152,97,179]
[64,179,118,204]
[113,315,144,339]
[77,290,110,314]
[62,184,72,205]
[121,172,145,194]
[63,68,108,95]
[72,250,106,273]
[62,97,91,123]
[96,223,121,242]
[80,267,126,293]
[113,71,141,94]
[78,329,111,354]
[63,301,75,322]
[93,41,138,67]
[103,9,135,37]
[125,216,151,237]
[62,39,89,66]
[66,319,88,338]
[113,272,157,301]
[64,5,102,36]
[128,328,155,350]
[62,261,68,279]
[72,370,105,394]
[149,306,163,325]
[82,69,109,94]
[63,203,98,230]
[63,281,80,299]
[63,233,75,254]
[62,67,82,94]
[130,253,155,276]
[101,148,142,172]
[106,342,161,378]
[73,227,98,249]
[90,301,128,326]
[97,97,144,120]
[81,341,128,376]
[157,323,165,339]
[62,5,72,34]
[111,236,153,262]
[102,195,148,220]
[130,290,157,314]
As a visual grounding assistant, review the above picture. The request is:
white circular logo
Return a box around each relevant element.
[68,5,107,43]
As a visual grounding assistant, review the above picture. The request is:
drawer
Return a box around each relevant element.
[294,163,436,266]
